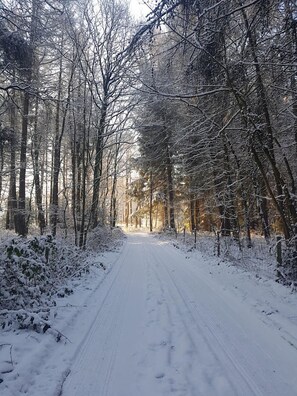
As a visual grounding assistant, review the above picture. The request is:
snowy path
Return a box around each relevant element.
[60,233,297,396]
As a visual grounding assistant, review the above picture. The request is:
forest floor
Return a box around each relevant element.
[1,232,297,395]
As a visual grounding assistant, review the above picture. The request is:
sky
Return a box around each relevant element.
[129,0,151,20]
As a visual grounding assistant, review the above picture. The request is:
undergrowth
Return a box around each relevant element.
[0,226,125,334]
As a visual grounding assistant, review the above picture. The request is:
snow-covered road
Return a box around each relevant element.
[60,233,297,396]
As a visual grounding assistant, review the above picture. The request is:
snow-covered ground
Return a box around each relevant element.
[1,232,297,395]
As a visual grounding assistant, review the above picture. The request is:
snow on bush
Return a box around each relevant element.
[86,226,125,252]
[0,227,125,333]
[0,235,85,311]
[275,237,297,288]
[156,229,279,281]
[159,229,297,287]
[0,235,86,332]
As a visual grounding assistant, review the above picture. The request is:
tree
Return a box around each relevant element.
[131,0,297,247]
[71,0,135,233]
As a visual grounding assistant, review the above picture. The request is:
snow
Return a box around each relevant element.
[1,232,297,395]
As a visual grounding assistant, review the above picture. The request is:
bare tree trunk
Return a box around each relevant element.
[195,199,200,231]
[71,118,78,245]
[166,144,175,229]
[253,174,270,241]
[6,126,17,230]
[110,177,117,228]
[32,96,46,234]
[125,170,130,227]
[149,169,153,232]
[0,137,3,202]
[163,197,169,229]
[190,197,195,232]
[14,0,39,236]
[62,157,69,238]
[15,90,30,236]
[109,134,122,229]
[90,101,107,228]
[50,44,63,237]
[241,4,297,240]
[251,143,291,240]
[51,43,74,236]
[79,81,90,248]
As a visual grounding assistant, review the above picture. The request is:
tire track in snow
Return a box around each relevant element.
[153,238,297,396]
[146,257,196,395]
[60,242,133,396]
[57,234,297,396]
[163,243,297,395]
[149,244,263,396]
[143,253,181,392]
[60,234,150,396]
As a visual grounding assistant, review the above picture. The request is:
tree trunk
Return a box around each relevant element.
[6,128,17,230]
[125,172,129,227]
[149,170,153,232]
[15,91,30,236]
[0,139,3,202]
[51,43,74,236]
[71,124,78,245]
[90,100,107,228]
[241,4,297,240]
[32,97,46,234]
[14,0,39,236]
[251,143,291,240]
[79,81,90,248]
[195,199,200,231]
[166,145,175,229]
[163,197,169,229]
[50,45,63,237]
[110,137,121,229]
[190,194,195,232]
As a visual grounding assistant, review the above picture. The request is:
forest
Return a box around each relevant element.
[0,0,297,278]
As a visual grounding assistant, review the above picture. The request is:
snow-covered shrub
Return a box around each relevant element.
[0,228,125,332]
[87,226,125,252]
[0,235,88,312]
[163,227,177,234]
[0,308,50,332]
[155,230,277,280]
[276,238,297,287]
